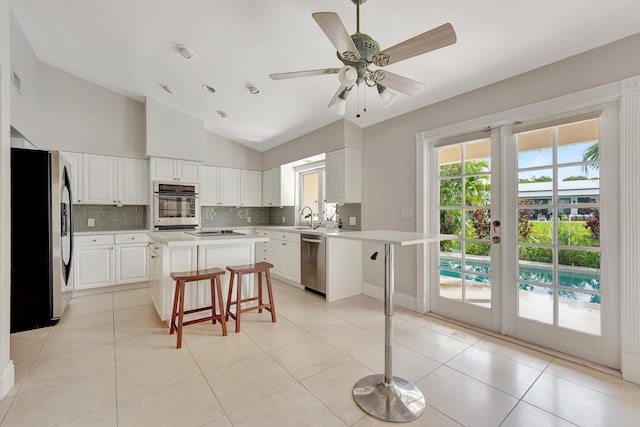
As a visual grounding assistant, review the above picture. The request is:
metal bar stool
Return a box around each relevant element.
[170,267,227,348]
[225,262,276,333]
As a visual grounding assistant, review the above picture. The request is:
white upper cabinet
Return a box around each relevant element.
[200,165,220,206]
[60,151,83,204]
[83,154,148,205]
[150,157,200,182]
[201,167,260,207]
[262,165,294,207]
[178,161,200,182]
[325,148,362,204]
[118,157,148,205]
[83,154,118,204]
[219,167,241,206]
[240,170,262,207]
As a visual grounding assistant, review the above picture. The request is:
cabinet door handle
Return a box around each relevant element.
[282,243,286,246]
[151,255,158,259]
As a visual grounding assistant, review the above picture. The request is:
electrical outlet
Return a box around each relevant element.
[349,216,357,226]
[247,216,252,223]
[282,216,286,223]
[88,218,95,227]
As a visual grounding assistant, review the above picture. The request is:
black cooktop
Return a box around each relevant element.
[185,230,245,236]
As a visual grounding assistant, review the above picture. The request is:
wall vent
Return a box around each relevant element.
[11,70,21,95]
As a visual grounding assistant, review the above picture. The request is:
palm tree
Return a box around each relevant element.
[582,142,599,175]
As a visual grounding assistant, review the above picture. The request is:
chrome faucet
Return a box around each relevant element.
[300,205,315,229]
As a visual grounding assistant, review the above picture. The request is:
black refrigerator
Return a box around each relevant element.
[10,148,74,333]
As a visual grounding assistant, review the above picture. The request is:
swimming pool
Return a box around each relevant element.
[439,258,601,303]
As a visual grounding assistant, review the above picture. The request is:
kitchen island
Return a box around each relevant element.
[148,231,268,322]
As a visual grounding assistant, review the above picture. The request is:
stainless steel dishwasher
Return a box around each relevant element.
[300,234,326,296]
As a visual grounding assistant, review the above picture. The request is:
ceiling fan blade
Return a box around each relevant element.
[269,68,340,80]
[373,23,456,66]
[312,12,360,60]
[376,70,425,96]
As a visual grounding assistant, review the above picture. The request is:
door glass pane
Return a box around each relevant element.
[517,128,553,168]
[439,146,462,176]
[465,209,490,239]
[558,290,601,335]
[440,179,462,206]
[518,284,553,324]
[465,176,491,206]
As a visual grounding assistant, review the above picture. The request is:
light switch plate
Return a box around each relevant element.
[349,216,357,226]
[247,216,252,223]
[88,218,95,227]
[400,208,414,219]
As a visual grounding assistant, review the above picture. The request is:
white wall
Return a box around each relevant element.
[203,130,262,170]
[146,97,204,161]
[362,33,640,295]
[37,63,145,158]
[0,0,15,400]
[262,119,346,170]
[9,10,38,144]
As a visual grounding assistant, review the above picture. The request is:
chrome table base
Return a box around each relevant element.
[352,244,426,422]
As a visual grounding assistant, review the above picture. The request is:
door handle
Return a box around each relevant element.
[302,238,323,243]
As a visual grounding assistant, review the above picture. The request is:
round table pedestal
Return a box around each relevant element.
[352,243,426,422]
[353,374,426,422]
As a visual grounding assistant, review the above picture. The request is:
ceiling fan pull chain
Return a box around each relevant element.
[363,84,367,113]
[356,84,361,118]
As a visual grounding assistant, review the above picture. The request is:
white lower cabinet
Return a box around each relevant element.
[75,233,149,290]
[115,233,149,284]
[75,235,114,290]
[255,229,300,283]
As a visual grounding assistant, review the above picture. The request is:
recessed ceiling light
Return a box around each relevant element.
[176,44,195,59]
[247,84,262,95]
[202,84,216,93]
[162,84,176,94]
[217,110,230,119]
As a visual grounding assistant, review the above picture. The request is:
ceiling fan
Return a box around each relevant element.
[269,0,457,115]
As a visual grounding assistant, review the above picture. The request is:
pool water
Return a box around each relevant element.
[439,259,601,304]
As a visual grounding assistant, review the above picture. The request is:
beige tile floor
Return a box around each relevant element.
[2,280,640,426]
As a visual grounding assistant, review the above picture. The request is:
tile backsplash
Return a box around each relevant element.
[201,206,272,228]
[74,205,147,232]
[72,203,360,232]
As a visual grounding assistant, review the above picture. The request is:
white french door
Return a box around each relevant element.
[430,130,502,332]
[502,106,619,367]
[427,103,620,367]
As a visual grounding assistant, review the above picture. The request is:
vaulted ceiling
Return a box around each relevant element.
[10,0,640,151]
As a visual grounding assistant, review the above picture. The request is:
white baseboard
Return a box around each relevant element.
[622,352,640,386]
[72,281,149,298]
[0,360,15,399]
[361,282,418,311]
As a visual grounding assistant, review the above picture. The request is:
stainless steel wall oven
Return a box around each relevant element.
[153,181,200,230]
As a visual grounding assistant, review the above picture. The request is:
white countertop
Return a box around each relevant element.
[75,229,150,236]
[326,230,457,246]
[149,231,268,247]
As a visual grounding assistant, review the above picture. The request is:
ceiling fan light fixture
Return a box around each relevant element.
[338,65,357,87]
[176,44,196,59]
[162,84,176,94]
[377,84,398,107]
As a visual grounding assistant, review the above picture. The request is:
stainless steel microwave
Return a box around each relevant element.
[153,182,200,230]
